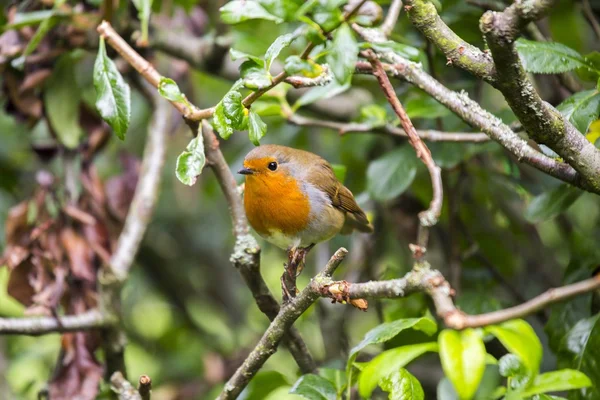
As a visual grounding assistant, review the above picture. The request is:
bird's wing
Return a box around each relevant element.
[308,162,373,233]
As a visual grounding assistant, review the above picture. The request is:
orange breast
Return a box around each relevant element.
[244,173,310,237]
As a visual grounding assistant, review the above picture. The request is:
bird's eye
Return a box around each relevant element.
[268,161,278,171]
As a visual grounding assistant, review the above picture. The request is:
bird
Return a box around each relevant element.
[238,144,373,286]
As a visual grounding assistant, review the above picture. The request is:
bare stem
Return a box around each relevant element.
[365,49,443,228]
[0,309,116,335]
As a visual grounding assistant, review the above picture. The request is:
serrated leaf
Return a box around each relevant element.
[439,329,486,400]
[240,60,272,90]
[213,101,234,139]
[516,39,589,74]
[290,374,336,400]
[367,146,419,201]
[44,53,83,149]
[248,110,267,145]
[326,23,358,84]
[576,51,600,82]
[265,33,295,71]
[158,77,186,103]
[222,90,246,129]
[557,90,600,134]
[220,1,283,24]
[230,48,264,65]
[358,342,439,398]
[486,319,543,378]
[524,184,582,223]
[294,80,350,108]
[380,369,424,400]
[284,55,322,78]
[519,369,592,397]
[175,134,206,186]
[93,37,131,140]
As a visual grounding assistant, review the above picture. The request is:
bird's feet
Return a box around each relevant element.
[281,244,315,302]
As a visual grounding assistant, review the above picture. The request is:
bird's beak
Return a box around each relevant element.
[238,167,254,175]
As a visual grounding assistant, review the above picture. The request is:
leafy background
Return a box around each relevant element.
[0,0,599,399]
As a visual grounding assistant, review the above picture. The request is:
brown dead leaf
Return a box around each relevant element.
[60,227,96,283]
[4,201,28,244]
[105,153,139,221]
[7,259,35,306]
[19,69,52,92]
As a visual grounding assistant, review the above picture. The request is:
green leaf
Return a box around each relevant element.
[318,368,346,396]
[230,48,263,65]
[158,77,187,103]
[358,342,439,398]
[93,37,131,140]
[557,90,600,134]
[251,100,282,117]
[524,184,582,223]
[557,314,600,400]
[294,81,350,108]
[367,146,419,201]
[132,0,153,44]
[486,319,542,377]
[326,23,358,84]
[439,329,486,400]
[358,104,388,127]
[220,1,283,24]
[7,10,64,29]
[405,95,450,120]
[284,56,322,78]
[519,370,591,397]
[362,41,421,61]
[242,370,289,400]
[222,90,247,129]
[44,53,83,149]
[290,374,336,400]
[499,354,528,379]
[213,101,234,139]
[576,52,600,82]
[175,134,206,186]
[380,369,424,400]
[248,110,267,146]
[240,61,272,90]
[258,0,304,21]
[516,39,589,74]
[264,33,295,71]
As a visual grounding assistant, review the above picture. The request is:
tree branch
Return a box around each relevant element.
[354,60,596,193]
[286,112,491,142]
[403,0,496,81]
[217,248,348,400]
[364,49,443,228]
[403,0,600,192]
[381,0,403,36]
[0,309,116,335]
[201,121,316,373]
[480,8,600,191]
[319,265,600,329]
[110,372,142,400]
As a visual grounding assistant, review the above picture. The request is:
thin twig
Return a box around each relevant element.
[319,267,600,330]
[138,375,151,400]
[582,0,600,40]
[111,372,142,400]
[364,49,443,229]
[97,21,214,121]
[0,309,116,335]
[381,0,403,36]
[217,249,348,400]
[286,113,491,142]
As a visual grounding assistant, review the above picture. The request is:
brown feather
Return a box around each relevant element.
[307,162,373,234]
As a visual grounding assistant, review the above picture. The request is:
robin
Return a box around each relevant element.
[238,144,373,283]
